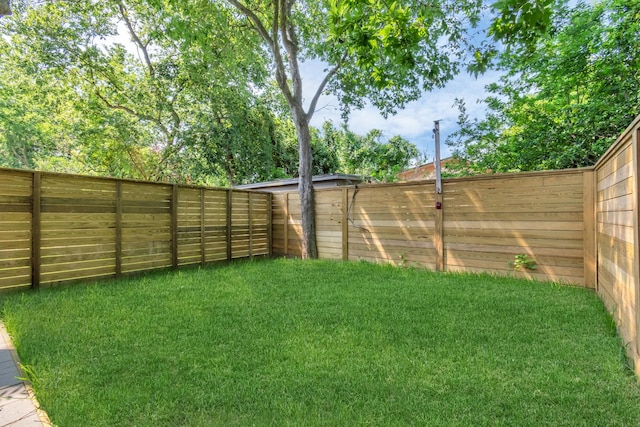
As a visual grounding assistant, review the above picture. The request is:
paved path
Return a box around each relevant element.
[0,323,50,427]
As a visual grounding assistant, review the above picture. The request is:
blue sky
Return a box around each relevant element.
[300,61,501,162]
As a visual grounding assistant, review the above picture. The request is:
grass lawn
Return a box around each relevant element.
[2,258,639,426]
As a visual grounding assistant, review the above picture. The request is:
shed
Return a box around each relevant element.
[235,173,364,193]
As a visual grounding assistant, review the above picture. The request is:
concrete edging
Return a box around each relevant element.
[0,322,51,427]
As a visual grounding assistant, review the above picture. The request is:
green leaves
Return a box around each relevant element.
[0,0,279,184]
[326,0,478,116]
[489,0,556,50]
[316,121,418,181]
[449,0,640,173]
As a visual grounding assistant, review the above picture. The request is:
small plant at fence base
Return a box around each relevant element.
[510,254,537,271]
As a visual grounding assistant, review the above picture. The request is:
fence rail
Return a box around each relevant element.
[0,169,271,290]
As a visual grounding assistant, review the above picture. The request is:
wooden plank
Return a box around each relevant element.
[0,170,34,196]
[443,219,583,231]
[597,193,634,213]
[597,142,633,182]
[445,171,584,188]
[349,238,436,250]
[442,202,584,214]
[0,229,31,240]
[597,176,633,202]
[598,223,634,244]
[444,187,585,204]
[443,211,583,222]
[0,257,31,269]
[31,172,40,289]
[41,249,117,265]
[41,258,116,274]
[121,257,171,273]
[444,242,584,258]
[0,275,33,289]
[40,265,116,284]
[40,241,117,256]
[444,227,583,241]
[122,240,171,253]
[597,162,634,192]
[583,171,596,288]
[597,210,634,227]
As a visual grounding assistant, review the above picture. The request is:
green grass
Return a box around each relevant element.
[2,258,639,426]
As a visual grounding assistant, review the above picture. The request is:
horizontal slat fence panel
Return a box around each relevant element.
[271,171,590,283]
[443,170,587,285]
[40,175,117,285]
[121,182,172,274]
[594,113,640,376]
[0,169,271,290]
[0,170,33,290]
[203,190,229,263]
[347,185,438,268]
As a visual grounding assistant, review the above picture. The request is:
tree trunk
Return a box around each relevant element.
[0,0,10,16]
[292,108,318,259]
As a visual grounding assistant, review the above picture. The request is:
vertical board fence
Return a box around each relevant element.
[272,168,593,286]
[0,170,271,290]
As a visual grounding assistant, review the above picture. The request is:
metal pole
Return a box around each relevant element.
[434,120,442,194]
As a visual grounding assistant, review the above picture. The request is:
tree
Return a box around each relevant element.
[1,0,280,182]
[225,0,485,258]
[448,0,640,173]
[318,121,418,181]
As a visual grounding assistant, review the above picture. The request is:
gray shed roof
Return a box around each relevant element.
[235,174,365,192]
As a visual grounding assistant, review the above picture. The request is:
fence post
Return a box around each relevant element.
[31,172,41,289]
[435,190,444,272]
[583,170,596,289]
[115,181,122,277]
[342,188,349,261]
[200,188,206,266]
[283,192,289,255]
[267,192,273,257]
[249,193,253,257]
[633,128,640,359]
[171,184,178,269]
[226,190,232,260]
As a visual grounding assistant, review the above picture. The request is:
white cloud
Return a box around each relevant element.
[299,60,502,160]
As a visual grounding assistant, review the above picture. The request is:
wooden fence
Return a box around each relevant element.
[273,168,594,287]
[0,169,271,290]
[594,114,640,375]
[273,113,640,375]
[2,117,640,375]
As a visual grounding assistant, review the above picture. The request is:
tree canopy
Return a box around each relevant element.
[2,0,577,258]
[222,0,494,257]
[0,0,419,185]
[448,0,640,173]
